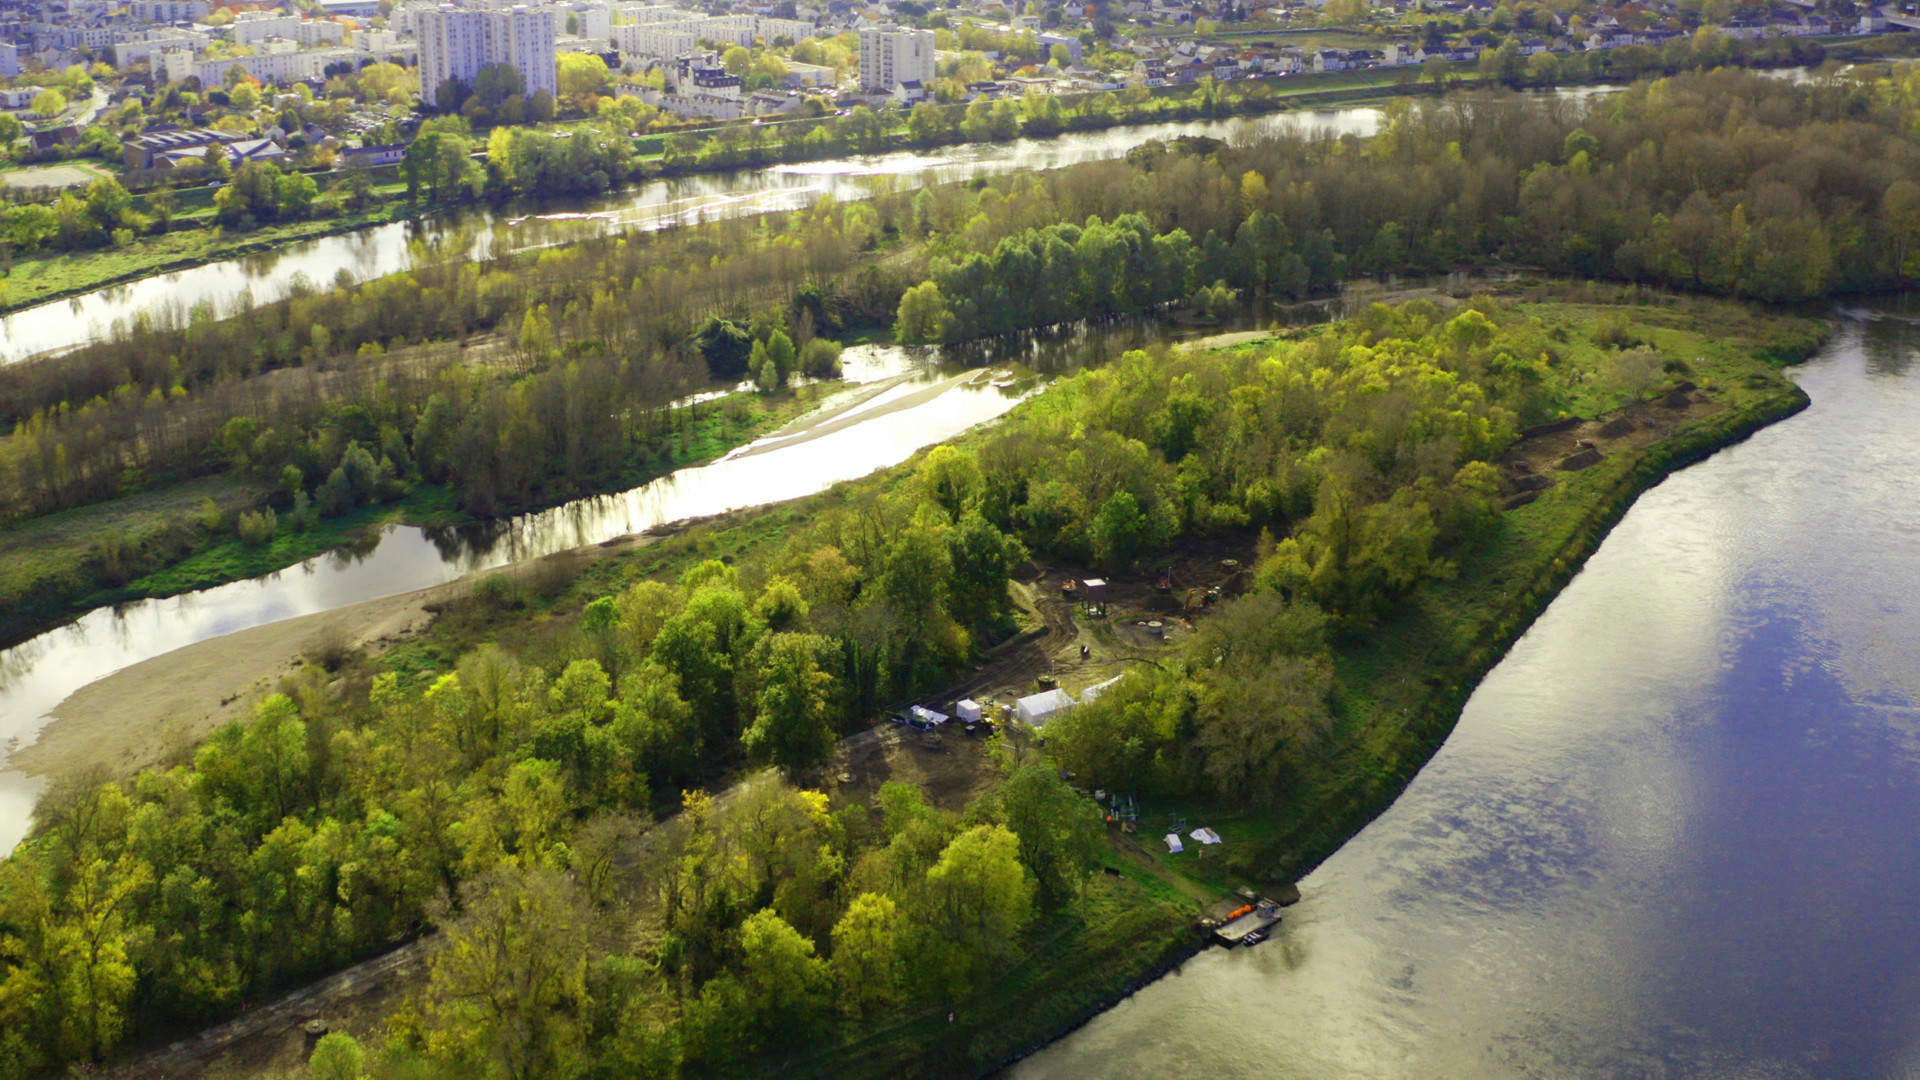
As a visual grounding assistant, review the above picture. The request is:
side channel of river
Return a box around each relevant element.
[0,105,1389,363]
[1012,304,1920,1078]
[0,85,1625,363]
[0,303,1299,851]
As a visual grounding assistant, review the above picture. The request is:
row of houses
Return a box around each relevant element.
[1114,6,1905,85]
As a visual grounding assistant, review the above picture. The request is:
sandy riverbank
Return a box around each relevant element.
[3,375,987,786]
[10,583,456,781]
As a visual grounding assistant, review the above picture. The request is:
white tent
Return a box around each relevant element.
[1015,688,1077,728]
[908,705,949,727]
[955,699,984,723]
[1165,833,1185,854]
[1190,827,1222,845]
[1079,674,1125,705]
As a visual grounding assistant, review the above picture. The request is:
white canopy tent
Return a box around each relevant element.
[1079,674,1125,705]
[1015,688,1077,728]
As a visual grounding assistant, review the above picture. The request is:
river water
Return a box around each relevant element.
[0,106,1391,363]
[0,302,1285,849]
[1013,304,1920,1078]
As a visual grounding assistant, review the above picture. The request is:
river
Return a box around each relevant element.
[1012,303,1920,1078]
[0,301,1294,850]
[0,106,1389,363]
[0,84,1632,363]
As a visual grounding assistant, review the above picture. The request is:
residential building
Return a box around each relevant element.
[412,4,559,98]
[229,11,301,45]
[416,6,489,98]
[857,24,933,93]
[129,0,209,22]
[293,19,346,46]
[157,47,193,81]
[487,5,558,97]
[612,22,694,57]
[0,41,16,78]
[341,141,409,166]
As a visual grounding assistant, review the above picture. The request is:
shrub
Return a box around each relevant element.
[237,508,278,547]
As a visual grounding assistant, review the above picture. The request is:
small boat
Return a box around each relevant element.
[1241,930,1266,947]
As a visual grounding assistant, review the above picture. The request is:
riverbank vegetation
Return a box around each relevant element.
[2,63,1914,653]
[0,380,821,648]
[0,33,1898,318]
[0,290,1824,1079]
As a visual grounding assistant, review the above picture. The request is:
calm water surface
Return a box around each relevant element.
[1014,305,1920,1079]
[0,306,1286,849]
[0,106,1389,363]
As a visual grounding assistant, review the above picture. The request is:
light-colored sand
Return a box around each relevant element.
[12,583,457,781]
[1184,330,1275,351]
[13,370,989,784]
[728,371,978,460]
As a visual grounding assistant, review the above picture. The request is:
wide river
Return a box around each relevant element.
[1013,305,1920,1078]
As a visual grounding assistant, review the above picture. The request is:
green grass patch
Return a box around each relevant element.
[0,208,409,315]
[0,386,815,651]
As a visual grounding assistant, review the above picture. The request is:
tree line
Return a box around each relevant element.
[0,286,1732,1076]
[0,417,1089,1077]
[0,200,878,526]
[890,65,1919,352]
[4,68,1915,559]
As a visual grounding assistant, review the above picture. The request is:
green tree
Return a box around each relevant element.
[895,280,954,343]
[1194,653,1334,802]
[275,171,319,218]
[946,511,1024,628]
[918,445,984,520]
[1090,489,1149,570]
[999,764,1104,909]
[558,52,611,99]
[420,868,591,1080]
[1884,179,1920,281]
[743,633,838,776]
[31,89,67,117]
[925,824,1035,977]
[830,892,904,1016]
[308,1032,366,1080]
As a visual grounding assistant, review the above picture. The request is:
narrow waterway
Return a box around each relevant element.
[1013,304,1920,1078]
[0,85,1632,363]
[0,301,1294,850]
[0,105,1388,363]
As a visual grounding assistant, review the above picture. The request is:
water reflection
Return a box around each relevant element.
[0,105,1404,361]
[1012,302,1920,1079]
[0,301,1302,848]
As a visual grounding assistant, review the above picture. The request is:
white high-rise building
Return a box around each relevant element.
[485,5,557,98]
[858,25,934,93]
[416,6,489,99]
[416,3,555,103]
[229,11,301,45]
